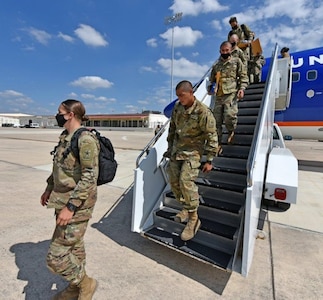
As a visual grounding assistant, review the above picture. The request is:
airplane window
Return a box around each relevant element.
[307,70,317,81]
[292,72,300,82]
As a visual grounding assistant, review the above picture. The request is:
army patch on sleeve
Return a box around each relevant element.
[82,149,92,161]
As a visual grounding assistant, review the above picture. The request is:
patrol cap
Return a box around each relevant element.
[281,47,289,54]
[229,17,237,24]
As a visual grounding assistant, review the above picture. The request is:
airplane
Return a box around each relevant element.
[263,46,323,140]
[164,46,323,141]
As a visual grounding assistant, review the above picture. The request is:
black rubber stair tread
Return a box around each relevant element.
[144,227,232,269]
[247,82,265,89]
[212,157,247,174]
[156,210,237,239]
[241,94,263,101]
[233,115,258,125]
[165,190,243,214]
[238,108,260,116]
[238,100,262,108]
[198,186,245,206]
[201,195,242,214]
[218,145,250,159]
[244,88,264,95]
[221,133,253,146]
[232,124,255,134]
[196,172,246,193]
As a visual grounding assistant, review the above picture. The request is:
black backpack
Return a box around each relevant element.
[52,128,118,185]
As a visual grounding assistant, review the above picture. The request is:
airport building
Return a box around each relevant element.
[0,111,168,129]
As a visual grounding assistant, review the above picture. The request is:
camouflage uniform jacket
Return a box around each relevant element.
[228,24,254,41]
[46,128,100,222]
[167,98,218,162]
[210,56,249,96]
[231,46,247,67]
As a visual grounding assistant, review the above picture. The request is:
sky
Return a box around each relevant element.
[0,0,322,116]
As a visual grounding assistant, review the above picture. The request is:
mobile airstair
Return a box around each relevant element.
[131,45,297,276]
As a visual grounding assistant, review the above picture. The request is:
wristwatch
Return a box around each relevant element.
[66,202,77,212]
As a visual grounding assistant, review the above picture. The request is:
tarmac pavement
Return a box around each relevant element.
[0,128,322,300]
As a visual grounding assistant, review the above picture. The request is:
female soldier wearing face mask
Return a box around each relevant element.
[208,41,249,153]
[40,99,100,300]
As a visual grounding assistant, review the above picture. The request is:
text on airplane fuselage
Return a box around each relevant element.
[292,54,323,69]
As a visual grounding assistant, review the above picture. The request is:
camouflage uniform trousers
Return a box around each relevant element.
[248,60,263,83]
[213,93,238,144]
[47,218,89,285]
[167,157,201,212]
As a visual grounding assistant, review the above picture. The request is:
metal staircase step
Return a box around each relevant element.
[233,124,255,134]
[165,190,244,215]
[218,145,250,159]
[238,100,262,108]
[212,157,247,174]
[196,171,246,193]
[198,185,245,207]
[244,88,265,95]
[238,107,260,116]
[242,94,263,101]
[247,82,266,89]
[221,133,253,146]
[156,209,238,239]
[235,115,258,125]
[144,227,232,269]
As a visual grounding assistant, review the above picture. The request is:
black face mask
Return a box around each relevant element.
[232,25,238,30]
[231,42,236,47]
[55,113,68,127]
[221,53,231,59]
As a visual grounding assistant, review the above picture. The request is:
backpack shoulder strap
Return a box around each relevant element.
[69,127,90,161]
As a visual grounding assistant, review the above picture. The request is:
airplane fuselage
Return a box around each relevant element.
[268,47,323,140]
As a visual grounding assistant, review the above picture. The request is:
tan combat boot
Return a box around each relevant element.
[52,283,79,300]
[174,208,188,223]
[78,274,97,300]
[180,211,201,241]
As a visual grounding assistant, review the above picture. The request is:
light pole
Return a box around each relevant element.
[164,12,183,102]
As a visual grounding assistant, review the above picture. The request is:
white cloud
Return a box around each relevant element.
[24,27,51,45]
[147,38,158,47]
[211,19,222,31]
[160,26,203,48]
[138,100,149,105]
[96,96,116,102]
[125,105,138,113]
[81,93,96,99]
[170,0,228,16]
[70,76,113,89]
[74,24,108,47]
[57,32,75,43]
[140,66,156,73]
[157,98,168,105]
[0,90,24,98]
[0,89,33,108]
[157,57,209,79]
[68,92,78,99]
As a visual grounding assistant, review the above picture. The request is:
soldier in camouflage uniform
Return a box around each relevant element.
[209,41,249,151]
[229,34,247,71]
[40,99,100,300]
[228,16,254,60]
[249,53,265,83]
[164,80,218,241]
